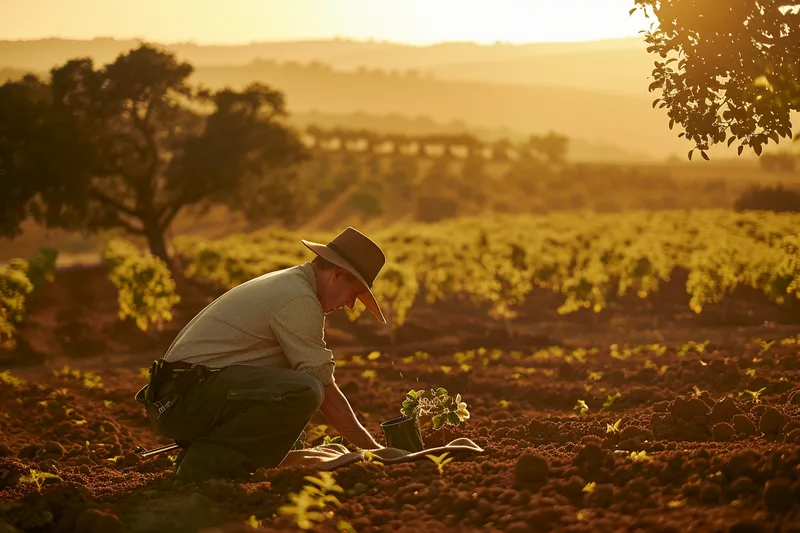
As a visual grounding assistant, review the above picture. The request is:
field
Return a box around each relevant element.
[2,210,800,532]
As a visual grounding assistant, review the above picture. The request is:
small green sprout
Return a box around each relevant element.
[363,451,383,466]
[742,387,766,404]
[19,470,62,492]
[759,340,775,353]
[106,456,122,464]
[323,435,343,445]
[278,472,345,530]
[426,451,454,475]
[602,392,622,410]
[574,400,589,415]
[582,482,596,493]
[498,400,511,408]
[361,369,376,383]
[366,351,381,361]
[0,370,26,388]
[606,419,622,433]
[630,451,651,462]
[744,368,756,378]
[587,371,603,381]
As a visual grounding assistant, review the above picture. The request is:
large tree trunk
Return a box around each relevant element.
[143,218,169,264]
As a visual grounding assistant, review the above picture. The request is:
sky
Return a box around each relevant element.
[1,0,651,45]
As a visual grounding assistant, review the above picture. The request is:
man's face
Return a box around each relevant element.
[320,268,365,315]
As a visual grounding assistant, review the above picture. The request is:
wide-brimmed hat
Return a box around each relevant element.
[302,227,386,323]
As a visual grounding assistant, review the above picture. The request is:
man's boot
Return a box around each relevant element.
[173,440,252,482]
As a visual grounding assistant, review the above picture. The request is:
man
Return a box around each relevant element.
[136,226,387,481]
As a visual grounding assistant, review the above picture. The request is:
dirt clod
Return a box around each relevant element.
[670,398,710,419]
[732,414,757,436]
[763,479,795,514]
[710,397,743,423]
[758,408,785,435]
[75,508,125,533]
[514,453,549,484]
[711,423,735,442]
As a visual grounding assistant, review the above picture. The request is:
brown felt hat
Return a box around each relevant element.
[302,227,386,323]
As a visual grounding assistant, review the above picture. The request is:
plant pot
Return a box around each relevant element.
[380,415,424,452]
[424,425,459,448]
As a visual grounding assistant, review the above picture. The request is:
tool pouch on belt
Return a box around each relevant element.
[135,360,216,407]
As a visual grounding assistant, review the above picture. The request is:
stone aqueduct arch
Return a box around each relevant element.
[300,127,522,161]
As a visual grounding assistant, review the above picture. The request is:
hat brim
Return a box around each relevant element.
[302,240,387,324]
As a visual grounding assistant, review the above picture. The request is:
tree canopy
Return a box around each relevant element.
[633,0,800,159]
[0,44,310,261]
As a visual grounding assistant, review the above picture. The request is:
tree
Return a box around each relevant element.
[526,131,569,166]
[0,44,310,261]
[633,0,800,159]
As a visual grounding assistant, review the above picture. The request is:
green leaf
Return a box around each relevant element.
[754,143,763,156]
[738,145,744,155]
[434,387,448,397]
[688,149,694,161]
[701,151,709,161]
[432,415,443,430]
[445,411,461,425]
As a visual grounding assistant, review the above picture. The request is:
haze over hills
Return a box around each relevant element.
[0,37,771,160]
[0,36,647,72]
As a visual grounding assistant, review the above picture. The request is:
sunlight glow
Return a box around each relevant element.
[1,0,649,45]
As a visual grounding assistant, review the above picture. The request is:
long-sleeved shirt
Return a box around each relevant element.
[163,262,335,385]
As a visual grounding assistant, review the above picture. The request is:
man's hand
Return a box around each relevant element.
[319,382,383,450]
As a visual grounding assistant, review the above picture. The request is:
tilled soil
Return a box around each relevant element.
[2,330,800,533]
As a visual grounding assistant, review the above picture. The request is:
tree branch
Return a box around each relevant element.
[114,217,145,235]
[159,201,185,228]
[90,190,139,218]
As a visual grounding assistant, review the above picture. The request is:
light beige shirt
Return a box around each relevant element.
[163,262,335,385]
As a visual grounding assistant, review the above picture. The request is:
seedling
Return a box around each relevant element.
[742,387,766,404]
[582,482,596,493]
[323,435,343,445]
[0,370,26,388]
[19,469,61,492]
[426,451,454,475]
[498,400,511,408]
[278,472,345,530]
[759,340,775,354]
[366,351,381,361]
[602,392,622,410]
[606,419,622,433]
[361,369,376,383]
[574,400,589,415]
[629,451,651,463]
[401,351,429,364]
[744,368,756,378]
[363,451,383,465]
[400,388,470,431]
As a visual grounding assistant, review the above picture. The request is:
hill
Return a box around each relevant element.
[0,36,646,72]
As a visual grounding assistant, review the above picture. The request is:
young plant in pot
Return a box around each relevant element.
[380,387,470,452]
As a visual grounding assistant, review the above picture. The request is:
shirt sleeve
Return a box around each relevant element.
[270,294,335,386]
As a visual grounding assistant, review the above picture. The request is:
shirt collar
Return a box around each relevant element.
[300,262,318,295]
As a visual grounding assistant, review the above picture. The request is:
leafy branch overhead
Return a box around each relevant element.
[632,0,800,158]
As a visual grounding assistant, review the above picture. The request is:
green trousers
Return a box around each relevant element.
[149,364,325,482]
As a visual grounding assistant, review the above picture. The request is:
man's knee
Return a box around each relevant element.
[294,372,325,413]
